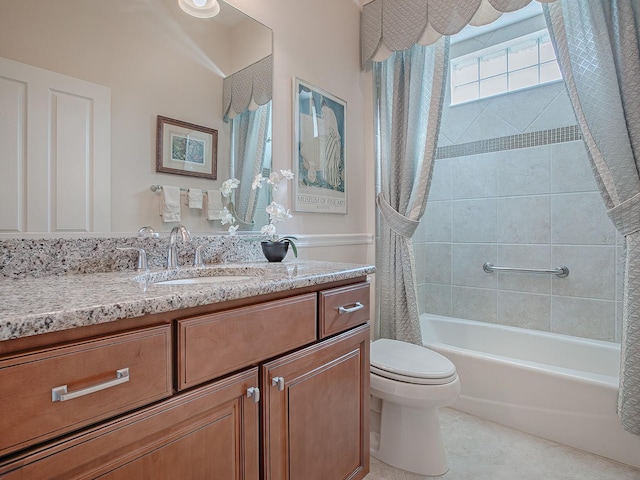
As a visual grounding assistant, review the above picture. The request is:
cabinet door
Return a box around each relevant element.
[0,369,260,480]
[262,324,370,480]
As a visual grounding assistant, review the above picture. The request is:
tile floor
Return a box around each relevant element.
[365,408,640,480]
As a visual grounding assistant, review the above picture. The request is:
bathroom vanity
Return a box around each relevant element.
[0,254,374,479]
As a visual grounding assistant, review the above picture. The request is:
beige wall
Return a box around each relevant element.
[227,0,376,265]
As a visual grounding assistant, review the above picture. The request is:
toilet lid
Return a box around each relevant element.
[370,339,456,385]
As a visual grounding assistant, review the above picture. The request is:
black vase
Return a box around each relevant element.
[261,241,289,262]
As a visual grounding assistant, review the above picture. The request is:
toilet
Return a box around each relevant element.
[369,338,460,476]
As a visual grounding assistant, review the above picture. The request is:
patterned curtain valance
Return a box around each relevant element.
[361,0,557,67]
[223,54,272,122]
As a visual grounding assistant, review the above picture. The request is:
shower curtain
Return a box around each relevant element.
[362,0,560,344]
[231,103,272,226]
[544,0,640,435]
[374,40,449,344]
[222,55,273,227]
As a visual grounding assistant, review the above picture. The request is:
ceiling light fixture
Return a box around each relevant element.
[178,0,220,18]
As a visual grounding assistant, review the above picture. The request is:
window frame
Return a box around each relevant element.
[450,29,562,106]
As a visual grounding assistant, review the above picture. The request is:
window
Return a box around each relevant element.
[450,31,562,105]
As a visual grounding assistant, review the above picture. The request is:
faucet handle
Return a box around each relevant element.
[170,224,192,243]
[117,247,148,271]
[193,244,209,267]
[137,226,159,238]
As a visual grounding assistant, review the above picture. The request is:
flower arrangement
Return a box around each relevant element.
[252,169,298,257]
[219,170,297,257]
[219,178,240,235]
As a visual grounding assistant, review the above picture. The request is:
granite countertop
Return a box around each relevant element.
[0,260,375,342]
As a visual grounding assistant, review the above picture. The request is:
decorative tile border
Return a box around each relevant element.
[436,125,582,160]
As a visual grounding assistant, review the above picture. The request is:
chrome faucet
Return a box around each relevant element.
[116,247,148,271]
[193,243,208,267]
[167,224,192,269]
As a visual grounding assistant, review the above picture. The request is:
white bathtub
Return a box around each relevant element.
[420,314,640,469]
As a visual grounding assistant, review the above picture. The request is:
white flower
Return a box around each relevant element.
[266,202,292,225]
[219,206,235,226]
[261,223,277,237]
[220,172,296,245]
[280,169,294,180]
[267,172,282,190]
[220,178,240,197]
[252,174,265,190]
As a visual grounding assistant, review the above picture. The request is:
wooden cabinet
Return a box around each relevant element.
[0,279,370,480]
[262,324,370,480]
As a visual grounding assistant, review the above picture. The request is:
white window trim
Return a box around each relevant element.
[450,29,562,106]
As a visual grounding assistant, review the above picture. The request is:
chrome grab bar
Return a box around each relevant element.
[483,262,569,278]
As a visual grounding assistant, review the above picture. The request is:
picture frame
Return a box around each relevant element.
[156,115,218,179]
[293,78,347,214]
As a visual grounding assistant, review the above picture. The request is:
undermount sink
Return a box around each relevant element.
[154,275,253,285]
[134,265,265,286]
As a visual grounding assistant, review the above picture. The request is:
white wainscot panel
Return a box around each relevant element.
[0,77,26,232]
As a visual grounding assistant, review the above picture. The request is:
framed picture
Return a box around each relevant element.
[156,115,218,179]
[293,78,347,214]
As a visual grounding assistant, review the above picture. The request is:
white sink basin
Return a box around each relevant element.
[155,275,253,285]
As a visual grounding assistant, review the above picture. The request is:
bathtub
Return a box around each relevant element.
[420,314,640,469]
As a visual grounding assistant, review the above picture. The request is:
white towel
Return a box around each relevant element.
[160,185,182,222]
[205,189,223,220]
[187,189,203,209]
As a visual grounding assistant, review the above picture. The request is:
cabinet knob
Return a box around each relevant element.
[247,386,260,403]
[272,376,285,391]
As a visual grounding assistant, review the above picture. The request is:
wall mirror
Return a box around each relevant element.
[0,0,272,235]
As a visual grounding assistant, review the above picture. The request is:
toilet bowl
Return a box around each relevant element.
[369,338,460,476]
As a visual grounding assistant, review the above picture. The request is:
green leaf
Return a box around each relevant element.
[288,239,298,258]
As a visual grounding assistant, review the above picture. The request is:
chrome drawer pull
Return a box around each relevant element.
[338,302,364,314]
[247,387,260,403]
[52,368,130,402]
[272,376,285,391]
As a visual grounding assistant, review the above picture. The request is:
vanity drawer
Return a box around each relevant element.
[177,293,317,390]
[319,282,370,338]
[0,325,172,457]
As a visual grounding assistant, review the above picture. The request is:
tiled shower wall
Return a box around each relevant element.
[414,20,623,343]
